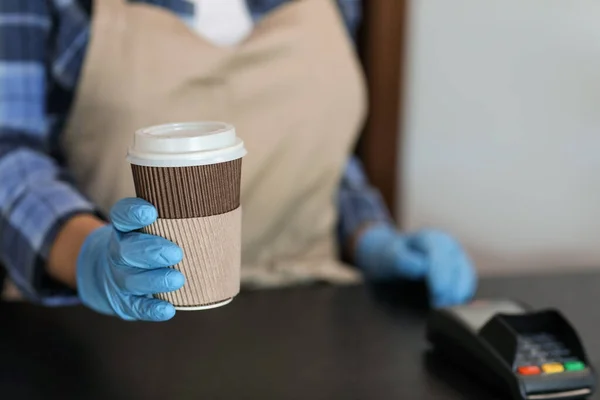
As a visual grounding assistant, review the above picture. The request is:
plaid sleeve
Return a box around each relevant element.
[337,156,394,251]
[336,0,362,40]
[0,1,95,305]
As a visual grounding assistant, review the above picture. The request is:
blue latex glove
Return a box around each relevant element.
[355,224,477,307]
[77,198,185,321]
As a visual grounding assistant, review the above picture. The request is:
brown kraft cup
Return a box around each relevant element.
[127,122,246,310]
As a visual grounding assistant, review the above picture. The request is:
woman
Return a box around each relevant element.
[0,0,476,320]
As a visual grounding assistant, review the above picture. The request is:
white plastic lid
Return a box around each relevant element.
[127,122,246,167]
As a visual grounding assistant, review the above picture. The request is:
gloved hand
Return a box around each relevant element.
[354,224,477,307]
[77,198,185,321]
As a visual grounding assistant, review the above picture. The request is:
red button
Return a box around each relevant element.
[518,366,541,375]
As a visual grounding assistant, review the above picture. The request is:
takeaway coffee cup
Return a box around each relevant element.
[127,122,246,310]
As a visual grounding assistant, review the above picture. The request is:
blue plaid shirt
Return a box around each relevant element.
[0,0,392,304]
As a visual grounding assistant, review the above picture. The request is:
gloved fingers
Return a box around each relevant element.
[428,249,476,307]
[408,229,459,254]
[111,231,183,269]
[425,238,462,307]
[116,267,185,295]
[449,252,477,305]
[121,296,177,321]
[356,224,430,280]
[393,245,429,279]
[427,258,456,307]
[110,198,158,232]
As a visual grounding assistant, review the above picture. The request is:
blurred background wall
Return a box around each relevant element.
[399,0,600,275]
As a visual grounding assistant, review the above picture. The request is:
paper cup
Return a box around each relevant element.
[127,122,246,310]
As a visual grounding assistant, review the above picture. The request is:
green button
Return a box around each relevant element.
[564,361,586,371]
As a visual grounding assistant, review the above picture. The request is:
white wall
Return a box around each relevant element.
[401,0,600,275]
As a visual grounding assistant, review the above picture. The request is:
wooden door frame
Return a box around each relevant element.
[357,0,409,223]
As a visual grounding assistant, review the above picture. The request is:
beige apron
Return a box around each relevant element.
[8,0,369,297]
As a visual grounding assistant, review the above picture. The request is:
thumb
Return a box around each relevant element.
[110,198,158,232]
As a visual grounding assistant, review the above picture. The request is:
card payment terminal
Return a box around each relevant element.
[426,300,596,399]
